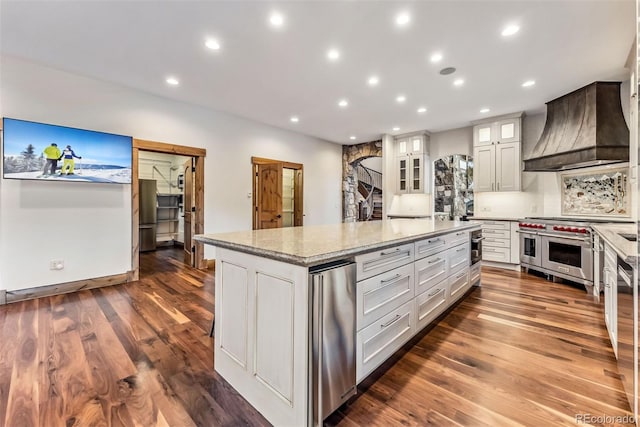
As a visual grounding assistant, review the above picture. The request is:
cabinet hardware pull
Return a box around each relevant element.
[380,248,401,256]
[426,238,440,244]
[380,274,402,284]
[381,314,402,328]
[456,272,467,279]
[456,247,465,252]
[456,232,465,236]
[427,257,442,264]
[427,289,441,297]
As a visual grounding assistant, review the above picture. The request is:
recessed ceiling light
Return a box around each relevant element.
[205,39,221,50]
[290,116,299,123]
[417,107,427,113]
[501,24,520,37]
[349,136,356,140]
[396,95,406,103]
[166,77,179,86]
[480,108,490,113]
[396,12,411,26]
[453,78,465,87]
[522,80,536,87]
[392,127,400,131]
[327,49,340,61]
[338,99,349,108]
[368,75,379,86]
[269,12,284,27]
[430,52,443,63]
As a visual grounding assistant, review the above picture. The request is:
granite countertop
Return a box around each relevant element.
[592,224,638,264]
[194,219,481,267]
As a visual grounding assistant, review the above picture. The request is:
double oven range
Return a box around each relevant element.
[519,217,601,293]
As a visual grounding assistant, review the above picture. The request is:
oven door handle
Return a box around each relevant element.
[471,237,485,243]
[536,232,591,243]
[516,230,538,235]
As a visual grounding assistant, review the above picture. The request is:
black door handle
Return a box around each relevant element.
[276,214,282,218]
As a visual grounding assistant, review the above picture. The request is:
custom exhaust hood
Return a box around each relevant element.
[523,81,629,172]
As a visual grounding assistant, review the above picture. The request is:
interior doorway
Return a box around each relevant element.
[251,156,303,230]
[131,139,206,281]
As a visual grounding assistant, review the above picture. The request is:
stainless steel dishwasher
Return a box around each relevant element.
[309,260,357,426]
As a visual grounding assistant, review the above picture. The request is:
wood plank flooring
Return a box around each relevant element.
[0,251,634,426]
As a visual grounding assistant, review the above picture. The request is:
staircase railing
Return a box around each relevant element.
[357,165,382,191]
[356,165,382,221]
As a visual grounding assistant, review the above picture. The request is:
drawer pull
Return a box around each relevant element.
[380,248,401,256]
[380,274,402,284]
[456,272,467,279]
[456,247,466,252]
[456,232,465,236]
[427,257,442,264]
[381,314,402,328]
[426,238,440,244]
[427,288,441,297]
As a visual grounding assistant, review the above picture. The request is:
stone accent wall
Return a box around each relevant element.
[343,140,383,222]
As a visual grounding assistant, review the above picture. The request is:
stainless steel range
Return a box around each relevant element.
[519,217,599,292]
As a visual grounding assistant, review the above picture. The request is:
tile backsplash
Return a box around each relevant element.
[561,167,629,217]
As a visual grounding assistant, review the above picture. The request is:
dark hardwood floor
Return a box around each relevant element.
[0,251,634,426]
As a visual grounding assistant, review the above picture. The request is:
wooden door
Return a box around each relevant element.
[255,162,283,229]
[183,158,195,266]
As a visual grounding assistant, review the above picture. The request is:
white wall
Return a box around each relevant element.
[0,56,342,291]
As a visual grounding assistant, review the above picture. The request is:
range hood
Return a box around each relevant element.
[523,81,629,172]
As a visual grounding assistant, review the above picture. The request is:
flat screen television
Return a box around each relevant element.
[2,117,132,184]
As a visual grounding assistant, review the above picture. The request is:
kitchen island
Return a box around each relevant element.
[195,219,480,426]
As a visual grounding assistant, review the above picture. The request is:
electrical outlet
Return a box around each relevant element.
[49,260,64,270]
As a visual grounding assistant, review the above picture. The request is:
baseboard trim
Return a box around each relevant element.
[0,290,6,305]
[6,272,132,304]
[206,259,216,270]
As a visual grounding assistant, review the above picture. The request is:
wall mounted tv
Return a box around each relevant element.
[2,117,132,184]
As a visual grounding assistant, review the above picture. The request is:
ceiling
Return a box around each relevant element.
[0,1,634,144]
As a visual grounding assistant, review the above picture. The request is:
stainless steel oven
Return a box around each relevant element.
[540,232,593,283]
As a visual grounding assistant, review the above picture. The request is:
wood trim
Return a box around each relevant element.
[294,168,303,226]
[5,273,129,304]
[251,156,302,170]
[194,156,206,269]
[206,259,216,270]
[131,147,140,282]
[252,163,257,229]
[133,138,206,157]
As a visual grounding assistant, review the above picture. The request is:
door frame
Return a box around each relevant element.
[131,139,207,281]
[251,156,303,229]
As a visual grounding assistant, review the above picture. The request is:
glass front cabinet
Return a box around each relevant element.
[395,132,430,194]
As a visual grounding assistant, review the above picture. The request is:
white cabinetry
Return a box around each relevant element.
[395,132,431,194]
[480,220,519,267]
[603,242,617,356]
[355,228,476,382]
[473,113,522,192]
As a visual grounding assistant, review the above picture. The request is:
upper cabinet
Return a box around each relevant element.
[395,132,430,194]
[472,112,523,192]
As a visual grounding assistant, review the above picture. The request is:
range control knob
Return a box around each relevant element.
[579,228,588,234]
[537,224,545,229]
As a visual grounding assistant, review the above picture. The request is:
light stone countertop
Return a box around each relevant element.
[592,223,638,264]
[468,217,522,222]
[195,219,480,267]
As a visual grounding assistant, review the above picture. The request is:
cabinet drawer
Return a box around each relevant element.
[448,243,470,274]
[357,264,414,331]
[356,300,414,383]
[483,237,510,248]
[482,246,510,263]
[356,243,414,281]
[470,263,481,286]
[415,252,448,296]
[415,281,448,331]
[414,235,447,260]
[446,230,469,248]
[480,228,510,239]
[481,220,511,230]
[449,268,470,301]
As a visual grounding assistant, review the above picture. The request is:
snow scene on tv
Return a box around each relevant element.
[2,118,132,184]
